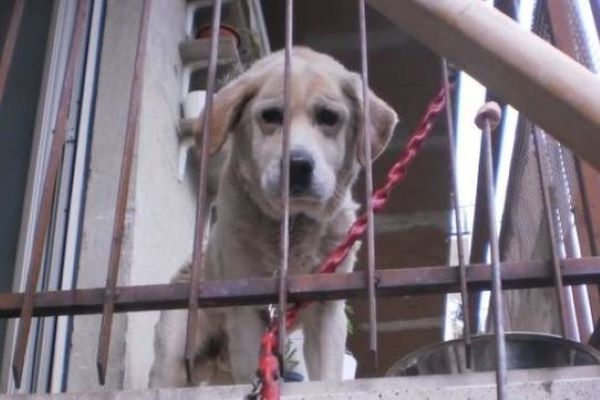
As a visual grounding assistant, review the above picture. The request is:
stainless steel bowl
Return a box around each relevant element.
[386,332,600,377]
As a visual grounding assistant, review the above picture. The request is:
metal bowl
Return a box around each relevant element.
[386,332,600,377]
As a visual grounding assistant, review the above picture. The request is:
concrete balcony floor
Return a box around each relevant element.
[4,366,600,399]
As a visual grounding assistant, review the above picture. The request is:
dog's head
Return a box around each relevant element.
[195,47,398,219]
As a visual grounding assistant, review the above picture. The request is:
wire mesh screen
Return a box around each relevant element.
[495,0,594,340]
[499,120,562,335]
[498,3,564,336]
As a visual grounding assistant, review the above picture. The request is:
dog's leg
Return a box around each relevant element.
[149,308,193,388]
[150,306,224,387]
[302,240,359,381]
[225,306,264,383]
[302,299,347,381]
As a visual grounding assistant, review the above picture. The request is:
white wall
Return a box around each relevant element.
[125,0,195,390]
[68,0,195,391]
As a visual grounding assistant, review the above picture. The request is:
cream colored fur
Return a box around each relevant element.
[149,47,397,387]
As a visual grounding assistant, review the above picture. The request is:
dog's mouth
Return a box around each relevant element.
[261,191,327,218]
[288,196,327,219]
[288,195,322,207]
[260,160,337,218]
[269,192,324,206]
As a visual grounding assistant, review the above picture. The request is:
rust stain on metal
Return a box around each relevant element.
[1,258,600,320]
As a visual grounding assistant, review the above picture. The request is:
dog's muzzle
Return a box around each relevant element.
[287,149,314,196]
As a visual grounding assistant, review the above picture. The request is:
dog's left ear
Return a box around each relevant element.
[344,74,399,166]
[193,72,260,155]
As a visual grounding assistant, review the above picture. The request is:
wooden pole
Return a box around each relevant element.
[367,0,600,171]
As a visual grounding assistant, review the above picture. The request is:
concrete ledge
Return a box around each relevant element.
[3,366,600,399]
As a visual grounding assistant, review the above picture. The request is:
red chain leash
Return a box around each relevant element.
[251,85,450,400]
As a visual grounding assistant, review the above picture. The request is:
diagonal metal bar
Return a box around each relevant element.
[2,258,600,319]
[0,0,25,106]
[278,0,294,360]
[441,58,472,370]
[96,0,151,385]
[358,0,379,369]
[532,129,574,339]
[185,0,223,382]
[11,0,90,388]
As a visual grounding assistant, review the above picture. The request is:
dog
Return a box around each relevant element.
[149,47,398,387]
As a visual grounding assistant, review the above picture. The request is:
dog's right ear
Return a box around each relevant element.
[193,74,259,155]
[342,74,399,166]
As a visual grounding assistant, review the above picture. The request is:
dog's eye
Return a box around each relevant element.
[315,108,339,126]
[261,108,283,125]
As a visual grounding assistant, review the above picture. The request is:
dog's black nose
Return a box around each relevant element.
[288,150,314,195]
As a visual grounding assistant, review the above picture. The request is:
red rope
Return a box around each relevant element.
[254,85,449,400]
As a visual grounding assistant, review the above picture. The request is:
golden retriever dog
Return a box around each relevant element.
[149,47,397,387]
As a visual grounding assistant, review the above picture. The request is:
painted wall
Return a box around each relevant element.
[67,0,194,391]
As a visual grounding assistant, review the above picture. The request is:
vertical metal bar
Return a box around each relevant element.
[358,0,378,367]
[552,157,594,339]
[96,0,151,384]
[278,0,293,356]
[11,0,90,388]
[476,102,507,400]
[545,0,600,340]
[248,0,271,55]
[550,143,588,339]
[550,183,583,341]
[441,59,471,369]
[532,130,576,339]
[184,0,223,381]
[0,0,25,106]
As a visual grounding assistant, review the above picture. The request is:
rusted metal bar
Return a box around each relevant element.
[358,0,378,368]
[552,178,592,340]
[0,0,25,105]
[185,0,223,382]
[278,0,293,357]
[532,130,575,339]
[96,0,151,385]
[367,0,600,171]
[467,136,491,337]
[441,59,471,370]
[11,0,89,388]
[2,258,600,319]
[476,102,506,400]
